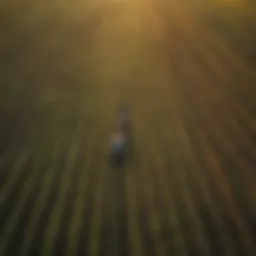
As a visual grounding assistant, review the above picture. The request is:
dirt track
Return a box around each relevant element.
[0,0,255,255]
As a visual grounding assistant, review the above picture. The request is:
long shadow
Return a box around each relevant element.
[101,160,128,256]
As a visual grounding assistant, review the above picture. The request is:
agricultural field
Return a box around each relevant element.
[0,0,255,255]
